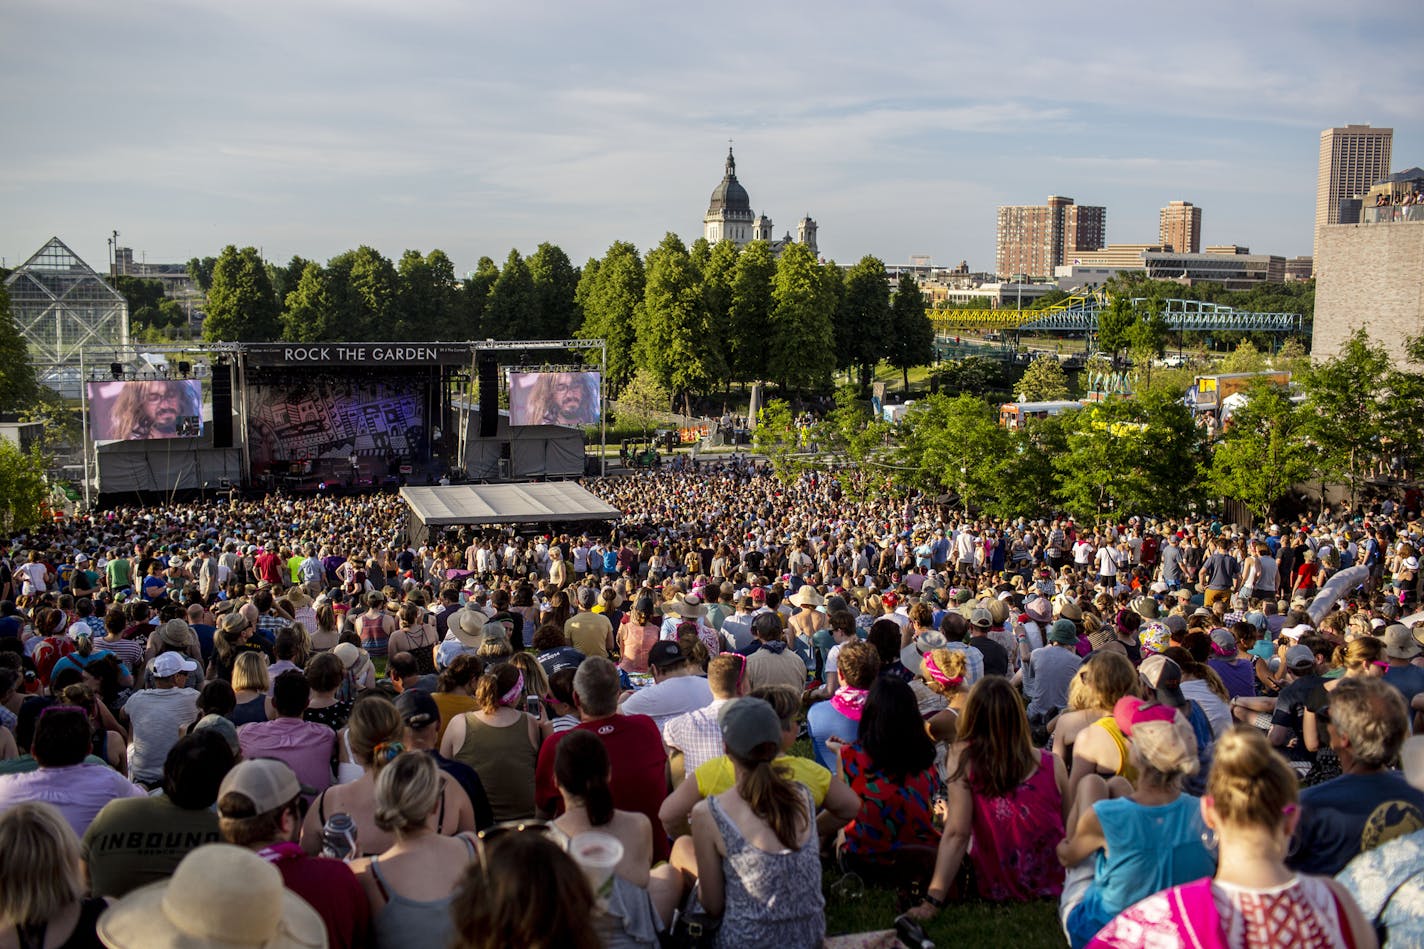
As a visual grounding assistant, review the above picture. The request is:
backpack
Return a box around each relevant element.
[33,636,77,687]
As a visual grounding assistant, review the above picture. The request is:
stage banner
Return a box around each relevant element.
[508,371,601,428]
[88,380,204,441]
[242,343,473,367]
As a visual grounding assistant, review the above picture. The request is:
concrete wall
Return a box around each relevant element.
[1313,221,1424,367]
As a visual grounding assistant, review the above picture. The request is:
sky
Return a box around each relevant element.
[3,0,1421,279]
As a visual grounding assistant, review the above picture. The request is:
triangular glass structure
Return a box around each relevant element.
[4,237,130,366]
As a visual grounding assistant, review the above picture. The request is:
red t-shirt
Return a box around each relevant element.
[254,552,283,585]
[258,842,371,949]
[535,714,671,860]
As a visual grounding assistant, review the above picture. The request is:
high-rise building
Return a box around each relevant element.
[1315,124,1393,269]
[995,196,1105,279]
[1159,201,1202,254]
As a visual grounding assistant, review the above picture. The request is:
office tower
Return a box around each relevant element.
[1315,124,1393,269]
[1159,201,1202,254]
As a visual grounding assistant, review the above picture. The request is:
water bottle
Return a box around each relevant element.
[320,812,358,862]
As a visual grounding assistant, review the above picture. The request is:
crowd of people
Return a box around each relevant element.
[1,460,1423,947]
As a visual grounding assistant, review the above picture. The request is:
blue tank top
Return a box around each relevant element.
[1066,794,1217,949]
[370,835,476,949]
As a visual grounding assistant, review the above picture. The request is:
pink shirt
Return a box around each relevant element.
[237,717,336,797]
[0,763,145,837]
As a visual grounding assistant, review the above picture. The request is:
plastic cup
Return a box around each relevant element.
[568,831,623,899]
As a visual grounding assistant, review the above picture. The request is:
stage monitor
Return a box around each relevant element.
[87,380,204,441]
[508,371,600,428]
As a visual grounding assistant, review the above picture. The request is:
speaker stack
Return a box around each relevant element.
[477,355,498,438]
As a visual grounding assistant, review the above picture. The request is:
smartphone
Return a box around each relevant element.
[525,695,542,718]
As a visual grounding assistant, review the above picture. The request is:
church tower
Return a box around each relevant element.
[703,147,755,247]
[797,215,818,256]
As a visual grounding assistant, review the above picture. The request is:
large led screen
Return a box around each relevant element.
[88,380,204,441]
[246,378,425,475]
[508,371,601,428]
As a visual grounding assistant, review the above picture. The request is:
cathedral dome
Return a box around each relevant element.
[707,147,751,214]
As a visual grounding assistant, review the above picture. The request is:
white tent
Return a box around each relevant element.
[400,482,621,544]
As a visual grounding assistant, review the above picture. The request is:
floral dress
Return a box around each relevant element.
[839,743,942,856]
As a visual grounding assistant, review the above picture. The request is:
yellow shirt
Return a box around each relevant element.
[693,754,832,805]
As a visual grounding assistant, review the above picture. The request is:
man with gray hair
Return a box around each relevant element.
[744,612,806,692]
[564,585,613,658]
[532,656,671,858]
[1287,675,1424,875]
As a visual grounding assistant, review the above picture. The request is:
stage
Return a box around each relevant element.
[88,340,608,501]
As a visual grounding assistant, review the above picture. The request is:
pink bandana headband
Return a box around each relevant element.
[922,651,964,690]
[500,671,526,707]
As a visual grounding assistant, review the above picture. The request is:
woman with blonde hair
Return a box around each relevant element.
[1056,651,1141,812]
[301,695,474,856]
[1089,727,1376,948]
[1301,636,1386,762]
[350,752,477,949]
[311,600,342,654]
[229,650,272,726]
[921,646,970,744]
[440,663,543,822]
[0,802,107,948]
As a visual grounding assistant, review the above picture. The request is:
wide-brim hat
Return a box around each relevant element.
[900,631,949,674]
[664,594,708,618]
[158,619,191,648]
[451,608,488,648]
[789,586,824,609]
[96,843,325,948]
[219,612,249,635]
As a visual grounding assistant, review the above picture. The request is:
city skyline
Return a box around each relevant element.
[2,0,1420,279]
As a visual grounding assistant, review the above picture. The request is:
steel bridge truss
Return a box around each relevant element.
[930,293,1301,335]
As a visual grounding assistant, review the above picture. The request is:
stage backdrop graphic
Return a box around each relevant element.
[88,380,204,441]
[246,378,425,475]
[507,371,601,428]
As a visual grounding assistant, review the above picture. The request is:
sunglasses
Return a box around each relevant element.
[476,819,551,843]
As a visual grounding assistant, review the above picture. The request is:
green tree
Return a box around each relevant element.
[483,249,537,340]
[1126,297,1171,386]
[1096,295,1135,361]
[115,276,167,332]
[636,233,715,411]
[280,262,338,342]
[270,256,311,307]
[885,273,934,390]
[18,388,78,459]
[1218,339,1267,374]
[528,243,581,339]
[1207,380,1316,523]
[0,285,37,414]
[342,246,400,340]
[930,355,1008,399]
[769,242,835,393]
[1054,390,1204,522]
[455,256,498,339]
[575,242,643,394]
[838,257,890,392]
[986,415,1070,520]
[186,256,217,293]
[893,394,1007,511]
[752,398,810,483]
[697,240,738,388]
[396,249,458,339]
[203,246,281,341]
[1014,355,1070,402]
[616,367,672,435]
[726,240,775,385]
[1302,329,1394,504]
[0,440,48,534]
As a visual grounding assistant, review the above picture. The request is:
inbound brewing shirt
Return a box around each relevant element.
[81,794,221,897]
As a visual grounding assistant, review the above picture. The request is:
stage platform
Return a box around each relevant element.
[400,482,622,544]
